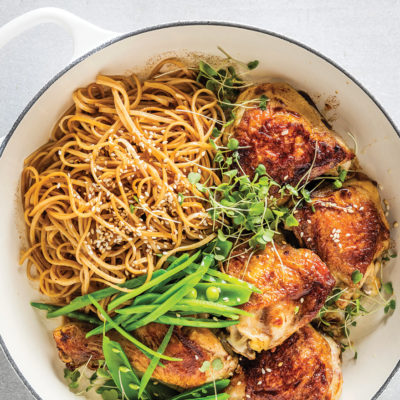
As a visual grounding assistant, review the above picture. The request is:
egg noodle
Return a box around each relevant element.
[20,58,225,306]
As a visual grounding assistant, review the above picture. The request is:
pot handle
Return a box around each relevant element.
[0,7,118,60]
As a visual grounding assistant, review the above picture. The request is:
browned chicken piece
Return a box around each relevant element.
[53,322,237,390]
[226,325,342,400]
[226,242,335,358]
[291,179,390,291]
[231,82,354,193]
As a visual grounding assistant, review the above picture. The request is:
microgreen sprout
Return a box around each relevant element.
[315,280,396,358]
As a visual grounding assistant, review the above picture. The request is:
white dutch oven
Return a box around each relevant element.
[0,7,399,400]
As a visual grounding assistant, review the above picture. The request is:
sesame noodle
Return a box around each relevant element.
[20,58,224,308]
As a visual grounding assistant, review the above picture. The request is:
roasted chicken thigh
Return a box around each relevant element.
[226,242,335,358]
[53,322,237,389]
[231,82,354,192]
[292,179,390,290]
[226,325,342,400]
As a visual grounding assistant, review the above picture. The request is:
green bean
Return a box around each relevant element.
[102,335,151,400]
[168,256,261,293]
[145,381,179,400]
[138,325,174,397]
[117,305,157,315]
[170,379,230,400]
[207,268,261,293]
[87,256,207,338]
[192,395,230,400]
[31,302,102,326]
[86,313,131,338]
[165,253,190,271]
[180,299,252,317]
[108,252,201,311]
[111,254,190,305]
[117,303,239,319]
[148,282,252,306]
[47,270,166,318]
[134,293,160,305]
[88,295,181,362]
[139,314,239,329]
[194,283,252,306]
[116,299,251,319]
[122,257,211,331]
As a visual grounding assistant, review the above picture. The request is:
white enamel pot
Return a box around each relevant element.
[0,7,399,400]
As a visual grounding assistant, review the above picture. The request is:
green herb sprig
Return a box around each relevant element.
[316,282,396,358]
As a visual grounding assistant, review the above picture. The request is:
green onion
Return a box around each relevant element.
[146,314,239,329]
[86,313,131,338]
[108,252,200,311]
[47,270,166,318]
[138,325,174,397]
[121,256,211,331]
[88,295,181,362]
[116,299,251,319]
[31,302,102,326]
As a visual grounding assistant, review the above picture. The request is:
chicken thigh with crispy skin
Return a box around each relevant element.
[226,325,342,400]
[53,322,237,390]
[292,179,390,290]
[226,242,335,358]
[230,83,354,193]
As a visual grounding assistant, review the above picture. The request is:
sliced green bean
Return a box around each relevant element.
[88,295,181,362]
[111,253,190,304]
[193,395,230,400]
[138,314,239,329]
[207,268,261,293]
[180,299,252,317]
[108,251,201,311]
[168,256,261,293]
[170,379,230,400]
[47,270,166,318]
[116,299,251,319]
[31,302,102,326]
[194,283,252,306]
[116,305,157,315]
[139,325,174,397]
[145,380,179,400]
[122,257,211,331]
[165,253,190,271]
[134,293,160,305]
[86,313,131,338]
[117,304,238,319]
[102,335,151,400]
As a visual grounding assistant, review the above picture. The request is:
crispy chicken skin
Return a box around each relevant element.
[226,325,342,400]
[231,83,353,191]
[292,179,390,289]
[53,322,237,389]
[226,242,335,358]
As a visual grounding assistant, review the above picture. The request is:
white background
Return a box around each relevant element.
[0,1,399,399]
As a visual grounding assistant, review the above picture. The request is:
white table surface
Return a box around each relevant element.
[0,0,399,399]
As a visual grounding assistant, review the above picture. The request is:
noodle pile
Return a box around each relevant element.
[20,58,225,304]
